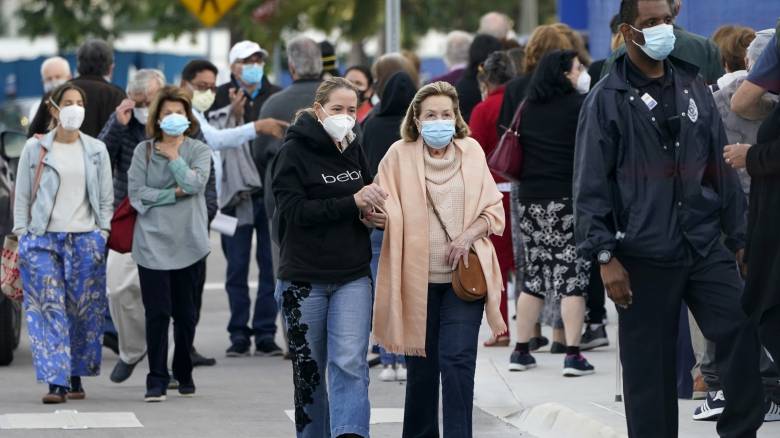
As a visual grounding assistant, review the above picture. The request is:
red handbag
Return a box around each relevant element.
[107,196,136,254]
[107,144,150,254]
[488,100,526,182]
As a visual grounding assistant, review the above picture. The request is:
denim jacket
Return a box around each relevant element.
[13,130,114,236]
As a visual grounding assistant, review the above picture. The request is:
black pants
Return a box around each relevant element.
[403,284,484,438]
[586,260,607,324]
[138,262,199,392]
[618,244,763,438]
[193,257,207,325]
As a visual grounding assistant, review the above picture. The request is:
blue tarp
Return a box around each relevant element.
[576,0,779,61]
[0,51,199,102]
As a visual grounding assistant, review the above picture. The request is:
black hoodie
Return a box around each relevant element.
[361,72,417,175]
[271,111,373,283]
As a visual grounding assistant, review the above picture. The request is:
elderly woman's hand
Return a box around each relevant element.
[448,229,476,270]
[354,183,388,210]
[723,143,751,169]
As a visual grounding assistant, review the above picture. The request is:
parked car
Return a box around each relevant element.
[0,130,26,365]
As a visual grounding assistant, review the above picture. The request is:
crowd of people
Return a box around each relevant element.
[8,0,780,437]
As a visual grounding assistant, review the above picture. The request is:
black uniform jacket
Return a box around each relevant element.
[573,54,746,264]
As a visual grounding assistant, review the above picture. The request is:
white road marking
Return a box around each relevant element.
[0,410,143,429]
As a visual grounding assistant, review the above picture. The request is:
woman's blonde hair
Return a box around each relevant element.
[523,25,574,73]
[400,81,470,142]
[294,76,359,123]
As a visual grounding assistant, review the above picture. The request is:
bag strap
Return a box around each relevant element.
[424,186,453,242]
[28,146,47,217]
[509,100,527,134]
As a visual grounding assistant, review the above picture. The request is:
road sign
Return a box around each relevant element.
[180,0,238,27]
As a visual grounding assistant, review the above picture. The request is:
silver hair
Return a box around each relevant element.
[444,31,473,67]
[126,69,166,96]
[747,29,777,69]
[40,56,71,77]
[287,36,323,79]
[478,12,512,40]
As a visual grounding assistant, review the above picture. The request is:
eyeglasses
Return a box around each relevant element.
[190,82,217,93]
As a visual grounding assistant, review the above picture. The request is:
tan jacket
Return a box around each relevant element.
[372,136,506,356]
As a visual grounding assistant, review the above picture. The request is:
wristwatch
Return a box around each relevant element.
[597,250,613,265]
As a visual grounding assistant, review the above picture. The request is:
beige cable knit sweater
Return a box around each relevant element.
[424,145,464,283]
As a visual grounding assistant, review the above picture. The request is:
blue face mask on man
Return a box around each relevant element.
[630,23,676,61]
[420,120,456,149]
[159,113,190,137]
[241,63,264,86]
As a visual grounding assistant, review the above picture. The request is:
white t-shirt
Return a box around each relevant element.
[46,139,96,233]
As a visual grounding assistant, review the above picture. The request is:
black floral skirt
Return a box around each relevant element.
[517,198,590,300]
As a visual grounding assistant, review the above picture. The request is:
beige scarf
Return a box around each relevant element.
[372,137,507,357]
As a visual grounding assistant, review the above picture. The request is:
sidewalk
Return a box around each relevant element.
[472,299,780,438]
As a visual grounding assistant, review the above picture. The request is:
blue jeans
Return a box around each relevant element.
[370,230,404,367]
[221,197,277,346]
[276,277,372,438]
[403,283,484,438]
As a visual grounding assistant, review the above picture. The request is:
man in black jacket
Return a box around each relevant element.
[573,1,764,437]
[28,39,126,137]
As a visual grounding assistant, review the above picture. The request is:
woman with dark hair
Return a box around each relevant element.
[455,34,503,122]
[469,51,516,347]
[344,65,375,123]
[507,50,595,377]
[361,71,417,381]
[128,86,211,402]
[13,83,113,403]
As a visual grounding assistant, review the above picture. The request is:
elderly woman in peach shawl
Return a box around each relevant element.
[370,81,506,438]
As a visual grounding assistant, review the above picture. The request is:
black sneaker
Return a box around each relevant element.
[693,390,725,421]
[508,351,537,371]
[581,324,609,351]
[529,336,550,352]
[254,338,283,357]
[102,333,119,355]
[191,348,217,367]
[562,354,595,377]
[550,342,567,354]
[178,382,196,398]
[226,342,251,357]
[144,387,166,403]
[110,358,142,383]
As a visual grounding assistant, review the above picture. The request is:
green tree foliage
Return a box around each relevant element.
[16,0,556,51]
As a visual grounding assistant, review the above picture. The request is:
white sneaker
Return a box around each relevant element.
[378,365,396,382]
[395,365,407,381]
[766,400,780,422]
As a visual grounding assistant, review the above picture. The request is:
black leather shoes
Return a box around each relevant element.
[110,358,139,383]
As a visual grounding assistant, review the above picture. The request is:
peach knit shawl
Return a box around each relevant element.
[372,137,507,357]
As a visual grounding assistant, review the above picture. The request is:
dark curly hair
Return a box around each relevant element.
[526,50,577,103]
[478,51,516,87]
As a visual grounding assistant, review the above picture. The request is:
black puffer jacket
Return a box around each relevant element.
[574,54,746,263]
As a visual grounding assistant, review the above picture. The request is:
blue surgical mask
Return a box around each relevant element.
[420,120,456,149]
[241,63,264,85]
[159,113,190,137]
[630,24,676,61]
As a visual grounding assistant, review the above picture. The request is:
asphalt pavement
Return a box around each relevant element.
[0,233,523,437]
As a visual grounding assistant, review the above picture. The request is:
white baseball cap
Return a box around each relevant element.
[228,41,269,65]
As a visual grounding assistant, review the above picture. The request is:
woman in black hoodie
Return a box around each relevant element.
[272,77,387,438]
